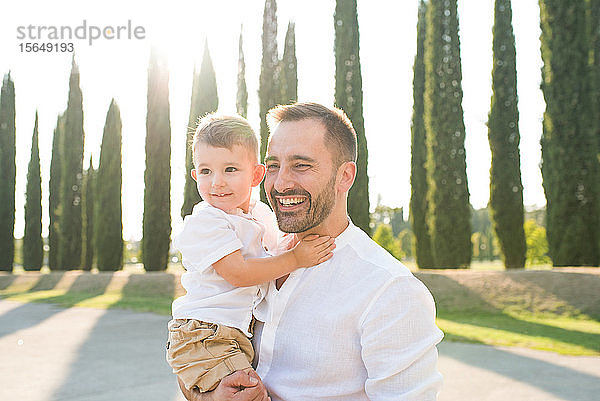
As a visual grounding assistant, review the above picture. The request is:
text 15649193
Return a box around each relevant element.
[19,42,74,53]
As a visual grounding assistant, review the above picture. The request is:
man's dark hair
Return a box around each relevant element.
[267,102,357,166]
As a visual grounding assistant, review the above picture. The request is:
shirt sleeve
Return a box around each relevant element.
[173,206,244,273]
[359,275,444,400]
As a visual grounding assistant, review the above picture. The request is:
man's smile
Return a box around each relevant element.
[275,195,308,211]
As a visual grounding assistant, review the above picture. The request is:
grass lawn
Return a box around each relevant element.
[1,265,599,356]
[437,312,600,356]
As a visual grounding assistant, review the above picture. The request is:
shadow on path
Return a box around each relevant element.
[0,273,112,338]
[48,307,184,401]
[439,342,600,401]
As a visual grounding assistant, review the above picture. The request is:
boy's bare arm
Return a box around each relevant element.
[213,235,335,287]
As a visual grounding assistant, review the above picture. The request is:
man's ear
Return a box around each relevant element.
[252,164,267,187]
[191,169,198,182]
[337,161,357,193]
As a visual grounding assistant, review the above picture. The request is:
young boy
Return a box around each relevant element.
[167,114,335,395]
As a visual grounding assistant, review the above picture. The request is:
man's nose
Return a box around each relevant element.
[273,167,294,193]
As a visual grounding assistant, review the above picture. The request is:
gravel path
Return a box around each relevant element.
[1,300,598,401]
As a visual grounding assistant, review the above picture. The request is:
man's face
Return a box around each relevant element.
[264,119,338,233]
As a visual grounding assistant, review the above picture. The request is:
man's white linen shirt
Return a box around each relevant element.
[172,200,278,336]
[254,221,443,400]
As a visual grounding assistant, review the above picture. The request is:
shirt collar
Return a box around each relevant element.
[331,217,356,253]
[195,199,257,219]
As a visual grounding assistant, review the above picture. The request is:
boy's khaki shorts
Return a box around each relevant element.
[166,319,254,392]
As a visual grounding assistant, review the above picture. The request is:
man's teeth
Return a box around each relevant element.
[279,197,304,206]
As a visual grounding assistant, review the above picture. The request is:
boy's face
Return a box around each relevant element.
[192,143,265,214]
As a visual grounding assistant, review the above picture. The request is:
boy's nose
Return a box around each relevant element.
[211,173,225,187]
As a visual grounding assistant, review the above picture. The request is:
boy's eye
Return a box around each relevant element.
[199,168,211,175]
[225,166,238,173]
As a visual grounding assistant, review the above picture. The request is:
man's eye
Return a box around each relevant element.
[266,164,279,171]
[295,164,311,169]
[225,167,238,173]
[199,168,211,175]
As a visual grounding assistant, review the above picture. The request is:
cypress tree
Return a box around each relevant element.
[58,57,85,270]
[424,0,471,268]
[143,50,172,271]
[237,26,248,118]
[592,0,600,256]
[23,112,44,270]
[539,0,600,266]
[280,21,297,104]
[49,114,65,270]
[591,0,600,159]
[410,0,434,269]
[0,72,16,271]
[96,100,123,270]
[259,0,281,203]
[488,0,526,269]
[182,41,218,218]
[82,156,95,270]
[334,0,370,235]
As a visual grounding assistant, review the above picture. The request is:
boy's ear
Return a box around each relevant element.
[191,169,197,181]
[252,164,266,187]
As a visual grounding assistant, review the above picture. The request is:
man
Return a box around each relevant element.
[180,102,443,400]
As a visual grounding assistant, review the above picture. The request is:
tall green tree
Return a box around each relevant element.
[259,0,281,203]
[96,100,123,270]
[410,0,434,268]
[424,0,471,268]
[23,112,44,271]
[143,50,172,271]
[59,57,85,270]
[488,0,526,269]
[237,26,248,118]
[592,0,600,255]
[49,114,65,270]
[182,41,218,218]
[372,223,403,260]
[591,0,600,163]
[539,0,600,266]
[334,0,370,235]
[0,72,16,271]
[82,156,95,270]
[280,21,297,104]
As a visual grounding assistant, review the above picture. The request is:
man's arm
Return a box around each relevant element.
[213,235,334,287]
[178,371,270,401]
[360,276,443,400]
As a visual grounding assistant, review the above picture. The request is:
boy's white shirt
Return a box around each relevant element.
[172,199,279,336]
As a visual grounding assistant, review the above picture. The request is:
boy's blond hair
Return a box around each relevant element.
[192,113,259,165]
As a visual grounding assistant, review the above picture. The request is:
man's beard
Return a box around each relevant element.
[270,174,337,233]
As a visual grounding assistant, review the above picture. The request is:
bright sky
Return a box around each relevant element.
[2,0,544,241]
